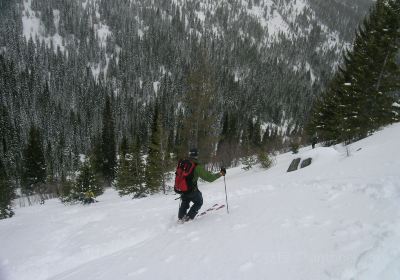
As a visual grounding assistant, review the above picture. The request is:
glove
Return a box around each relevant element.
[220,167,226,176]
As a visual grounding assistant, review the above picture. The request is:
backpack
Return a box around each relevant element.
[174,159,197,194]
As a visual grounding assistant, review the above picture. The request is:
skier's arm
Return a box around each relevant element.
[195,165,221,183]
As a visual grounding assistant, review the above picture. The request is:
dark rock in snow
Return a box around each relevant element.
[300,158,312,169]
[287,158,301,172]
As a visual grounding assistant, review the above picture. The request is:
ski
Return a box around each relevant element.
[177,204,225,224]
[206,203,219,211]
[215,204,226,210]
[199,203,225,216]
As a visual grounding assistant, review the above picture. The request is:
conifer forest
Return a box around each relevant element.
[1,0,399,216]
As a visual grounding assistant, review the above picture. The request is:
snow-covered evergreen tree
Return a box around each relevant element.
[101,95,116,185]
[21,126,47,196]
[67,160,103,204]
[115,140,146,198]
[145,106,164,194]
[309,0,400,144]
[0,159,15,219]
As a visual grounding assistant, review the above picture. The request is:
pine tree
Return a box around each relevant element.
[181,51,219,163]
[308,0,400,144]
[240,118,258,170]
[145,105,164,194]
[90,135,103,181]
[101,95,116,185]
[21,126,47,196]
[45,141,55,184]
[252,118,262,148]
[68,160,103,204]
[368,0,400,126]
[174,109,188,159]
[0,159,15,219]
[308,76,344,143]
[119,136,128,158]
[216,112,240,166]
[115,139,146,198]
[257,150,274,169]
[241,118,255,157]
[130,141,146,197]
[0,104,19,182]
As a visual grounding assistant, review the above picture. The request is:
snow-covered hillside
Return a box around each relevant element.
[18,0,372,82]
[1,124,400,280]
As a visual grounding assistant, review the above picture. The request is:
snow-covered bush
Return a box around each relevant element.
[241,156,257,170]
[258,152,274,169]
[61,161,103,204]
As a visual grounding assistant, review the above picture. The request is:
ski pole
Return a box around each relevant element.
[224,176,229,214]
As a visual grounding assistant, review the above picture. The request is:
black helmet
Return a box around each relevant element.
[189,148,198,159]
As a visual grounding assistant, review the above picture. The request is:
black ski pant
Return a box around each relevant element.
[178,190,203,220]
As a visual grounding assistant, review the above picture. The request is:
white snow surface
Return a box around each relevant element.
[1,124,400,280]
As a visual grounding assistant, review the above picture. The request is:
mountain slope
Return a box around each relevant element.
[18,0,373,88]
[0,0,375,182]
[1,123,400,280]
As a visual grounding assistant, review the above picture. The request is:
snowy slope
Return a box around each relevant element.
[1,124,400,280]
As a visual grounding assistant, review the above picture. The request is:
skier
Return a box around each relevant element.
[178,148,226,222]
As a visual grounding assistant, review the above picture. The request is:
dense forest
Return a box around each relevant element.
[308,0,400,144]
[0,0,380,214]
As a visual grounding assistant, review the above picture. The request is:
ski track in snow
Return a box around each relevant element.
[1,124,400,280]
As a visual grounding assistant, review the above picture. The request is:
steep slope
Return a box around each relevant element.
[1,123,399,280]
